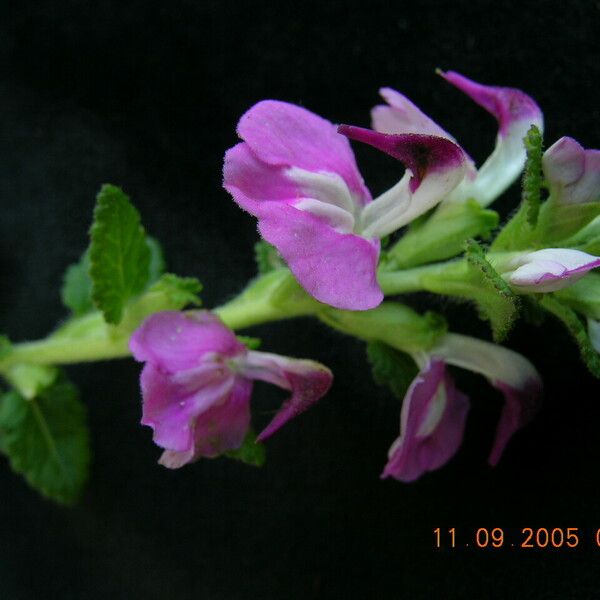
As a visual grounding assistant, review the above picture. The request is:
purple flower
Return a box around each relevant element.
[371,71,543,206]
[382,359,469,482]
[383,334,542,482]
[224,101,467,310]
[542,137,600,205]
[503,248,600,293]
[130,311,332,468]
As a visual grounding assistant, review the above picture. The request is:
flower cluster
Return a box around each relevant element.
[3,70,599,505]
[126,70,600,481]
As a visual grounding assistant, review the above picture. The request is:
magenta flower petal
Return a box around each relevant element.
[339,126,467,235]
[236,100,371,203]
[543,137,600,205]
[131,311,333,467]
[338,126,465,192]
[130,311,245,372]
[440,71,541,137]
[506,248,600,293]
[439,70,543,206]
[257,202,382,309]
[431,333,543,465]
[223,143,300,214]
[370,87,477,181]
[488,379,542,466]
[140,362,235,453]
[382,359,470,482]
[159,377,253,468]
[223,101,383,310]
[238,350,333,442]
[371,87,457,140]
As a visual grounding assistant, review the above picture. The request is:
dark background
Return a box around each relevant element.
[1,1,599,598]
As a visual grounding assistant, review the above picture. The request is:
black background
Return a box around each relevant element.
[1,1,600,598]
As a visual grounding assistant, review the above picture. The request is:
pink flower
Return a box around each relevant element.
[130,311,332,468]
[382,359,469,482]
[371,71,544,206]
[383,335,542,482]
[224,101,467,310]
[542,137,600,205]
[502,248,600,293]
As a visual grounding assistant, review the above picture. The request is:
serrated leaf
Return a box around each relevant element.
[148,274,202,308]
[0,379,90,504]
[254,240,284,274]
[464,240,519,341]
[539,295,600,378]
[366,341,418,399]
[61,251,94,316]
[237,336,262,350]
[89,184,151,324]
[521,125,544,228]
[224,429,266,466]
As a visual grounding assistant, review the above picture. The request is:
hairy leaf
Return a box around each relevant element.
[0,379,90,504]
[89,184,151,324]
[61,251,94,316]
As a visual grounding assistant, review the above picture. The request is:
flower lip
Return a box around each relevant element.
[338,125,465,192]
[438,70,543,137]
[236,99,372,205]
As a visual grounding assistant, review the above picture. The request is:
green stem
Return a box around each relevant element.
[377,260,465,295]
[0,255,499,378]
[0,270,318,373]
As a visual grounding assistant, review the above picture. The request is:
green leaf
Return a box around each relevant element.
[61,251,94,316]
[254,240,285,274]
[539,294,600,378]
[366,341,418,399]
[462,240,519,341]
[146,274,202,308]
[4,364,58,400]
[120,273,202,333]
[224,429,266,467]
[387,199,499,269]
[237,335,262,350]
[0,379,90,504]
[89,184,151,324]
[521,124,544,228]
